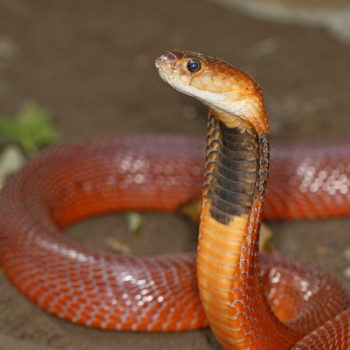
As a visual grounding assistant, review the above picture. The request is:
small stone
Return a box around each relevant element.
[344,266,350,278]
[0,145,26,188]
[343,247,350,261]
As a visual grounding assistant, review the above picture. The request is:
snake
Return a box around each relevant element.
[0,50,350,349]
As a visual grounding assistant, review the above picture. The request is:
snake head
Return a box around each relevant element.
[155,50,268,133]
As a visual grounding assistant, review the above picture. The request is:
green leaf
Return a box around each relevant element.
[0,105,60,155]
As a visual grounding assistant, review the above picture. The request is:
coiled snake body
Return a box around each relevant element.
[1,50,350,349]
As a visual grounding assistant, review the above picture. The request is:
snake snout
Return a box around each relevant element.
[155,51,179,71]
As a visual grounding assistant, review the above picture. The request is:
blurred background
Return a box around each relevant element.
[0,0,350,349]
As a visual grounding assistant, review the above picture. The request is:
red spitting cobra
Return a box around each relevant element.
[1,51,350,349]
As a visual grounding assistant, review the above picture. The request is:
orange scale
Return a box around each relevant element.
[180,304,198,316]
[153,308,170,320]
[73,296,87,304]
[121,316,138,328]
[161,318,182,331]
[60,293,75,302]
[147,320,165,331]
[199,293,234,316]
[230,300,245,314]
[179,313,197,326]
[22,280,39,291]
[172,294,185,302]
[57,286,69,294]
[70,278,81,285]
[63,308,79,320]
[102,299,119,307]
[175,317,192,330]
[159,301,175,310]
[82,284,96,292]
[210,322,244,340]
[89,319,104,328]
[46,274,57,280]
[52,299,68,312]
[41,295,57,307]
[95,280,107,286]
[67,301,81,310]
[86,292,97,299]
[92,313,107,322]
[140,309,156,320]
[107,276,117,283]
[31,288,48,301]
[166,308,183,321]
[103,321,119,330]
[133,319,152,331]
[43,281,55,288]
[128,308,143,317]
[76,312,90,323]
[106,313,123,323]
[85,304,101,314]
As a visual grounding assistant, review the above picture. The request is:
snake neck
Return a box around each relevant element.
[197,114,300,349]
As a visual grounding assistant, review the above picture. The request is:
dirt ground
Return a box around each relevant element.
[1,0,350,349]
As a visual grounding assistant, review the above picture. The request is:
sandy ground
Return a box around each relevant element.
[1,0,350,349]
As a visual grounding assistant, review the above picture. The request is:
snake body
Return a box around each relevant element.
[0,50,350,349]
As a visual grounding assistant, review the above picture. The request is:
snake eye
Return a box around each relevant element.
[187,59,201,73]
